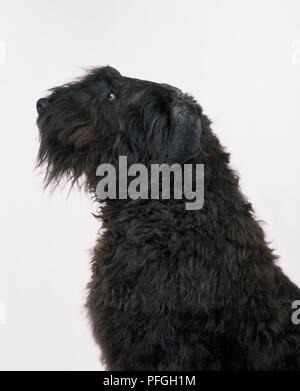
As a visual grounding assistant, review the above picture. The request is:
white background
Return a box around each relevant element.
[1,0,300,370]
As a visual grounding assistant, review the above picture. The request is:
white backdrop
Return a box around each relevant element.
[1,0,300,370]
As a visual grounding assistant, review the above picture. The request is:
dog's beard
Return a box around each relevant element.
[36,136,89,189]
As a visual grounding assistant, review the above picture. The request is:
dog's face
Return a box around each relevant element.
[37,66,202,190]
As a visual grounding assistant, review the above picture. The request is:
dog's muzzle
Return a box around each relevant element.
[36,98,49,114]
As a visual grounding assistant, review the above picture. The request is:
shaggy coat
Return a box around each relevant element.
[37,66,300,370]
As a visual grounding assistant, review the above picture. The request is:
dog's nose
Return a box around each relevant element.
[36,98,49,114]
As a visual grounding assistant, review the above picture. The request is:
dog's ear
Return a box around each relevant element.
[166,102,202,164]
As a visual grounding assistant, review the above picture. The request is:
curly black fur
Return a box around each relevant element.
[37,66,300,370]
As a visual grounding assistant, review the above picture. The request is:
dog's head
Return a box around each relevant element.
[37,66,203,190]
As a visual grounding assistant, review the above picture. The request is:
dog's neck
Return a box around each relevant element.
[95,122,276,270]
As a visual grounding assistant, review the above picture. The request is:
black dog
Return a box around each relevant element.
[37,66,300,370]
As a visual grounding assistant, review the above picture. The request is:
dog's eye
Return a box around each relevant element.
[107,91,116,102]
